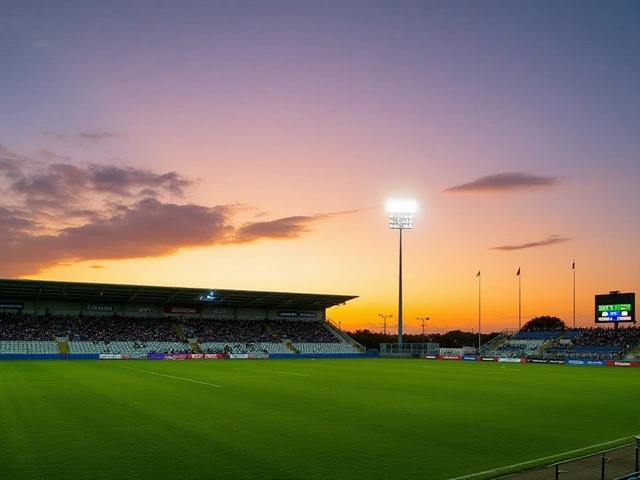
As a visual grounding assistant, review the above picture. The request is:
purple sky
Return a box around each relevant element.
[1,1,640,332]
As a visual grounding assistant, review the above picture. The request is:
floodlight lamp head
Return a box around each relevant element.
[386,199,416,229]
[386,199,417,214]
[198,290,217,302]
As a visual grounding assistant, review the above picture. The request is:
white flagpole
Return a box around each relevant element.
[477,270,482,353]
[477,270,482,350]
[572,260,576,328]
[518,267,521,330]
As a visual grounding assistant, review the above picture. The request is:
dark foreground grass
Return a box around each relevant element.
[0,358,638,480]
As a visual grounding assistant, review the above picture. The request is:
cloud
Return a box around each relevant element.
[490,235,571,251]
[1,153,196,217]
[41,131,68,142]
[444,172,560,194]
[234,215,314,242]
[36,149,72,162]
[234,209,363,243]
[0,145,363,276]
[41,130,122,145]
[77,131,121,143]
[87,164,193,197]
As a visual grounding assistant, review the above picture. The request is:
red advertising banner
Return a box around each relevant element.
[605,360,640,367]
[163,305,202,314]
[188,354,226,360]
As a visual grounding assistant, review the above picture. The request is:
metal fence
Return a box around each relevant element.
[550,443,639,480]
[379,342,439,356]
[499,441,640,480]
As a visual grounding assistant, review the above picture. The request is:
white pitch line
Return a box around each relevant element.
[234,368,309,376]
[448,437,631,480]
[122,366,222,388]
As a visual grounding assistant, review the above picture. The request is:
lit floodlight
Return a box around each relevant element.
[384,199,418,348]
[198,290,217,301]
[387,199,416,230]
[386,199,417,214]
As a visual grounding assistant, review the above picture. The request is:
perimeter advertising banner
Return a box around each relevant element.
[278,311,317,317]
[163,305,202,315]
[566,359,606,366]
[0,301,24,309]
[605,360,640,367]
[436,355,462,360]
[87,305,113,312]
[188,354,226,360]
[99,354,131,360]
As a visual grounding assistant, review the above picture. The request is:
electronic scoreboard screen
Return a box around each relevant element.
[595,292,635,323]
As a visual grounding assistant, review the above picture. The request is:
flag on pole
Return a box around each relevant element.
[476,270,481,277]
[572,260,575,269]
[516,267,520,276]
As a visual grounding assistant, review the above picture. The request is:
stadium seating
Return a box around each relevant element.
[0,340,60,354]
[1,312,360,356]
[481,325,640,360]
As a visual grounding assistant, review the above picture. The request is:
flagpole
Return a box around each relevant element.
[572,260,576,329]
[477,270,482,351]
[518,267,521,330]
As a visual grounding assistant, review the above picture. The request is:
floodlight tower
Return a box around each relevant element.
[386,199,417,347]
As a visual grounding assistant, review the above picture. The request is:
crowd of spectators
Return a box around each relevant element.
[269,319,340,343]
[0,312,182,343]
[483,325,640,360]
[0,311,62,340]
[570,326,640,350]
[535,326,640,359]
[1,312,346,354]
[182,318,275,343]
[493,339,544,358]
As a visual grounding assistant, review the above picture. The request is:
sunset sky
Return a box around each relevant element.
[2,1,640,334]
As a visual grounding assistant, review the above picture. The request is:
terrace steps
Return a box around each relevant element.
[625,343,640,360]
[265,324,280,341]
[285,341,300,354]
[488,337,507,352]
[57,340,70,355]
[172,323,186,341]
[190,340,201,353]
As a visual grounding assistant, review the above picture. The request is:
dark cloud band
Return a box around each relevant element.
[490,235,571,251]
[0,144,364,276]
[444,172,560,194]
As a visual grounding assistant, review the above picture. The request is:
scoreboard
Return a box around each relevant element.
[595,292,635,323]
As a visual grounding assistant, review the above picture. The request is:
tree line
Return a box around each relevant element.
[345,329,500,350]
[346,316,567,350]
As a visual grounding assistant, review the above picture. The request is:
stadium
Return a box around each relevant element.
[2,278,640,480]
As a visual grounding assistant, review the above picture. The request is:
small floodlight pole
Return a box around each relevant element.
[418,317,429,354]
[387,199,416,348]
[378,313,393,345]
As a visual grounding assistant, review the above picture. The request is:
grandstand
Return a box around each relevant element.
[480,326,640,361]
[0,278,366,358]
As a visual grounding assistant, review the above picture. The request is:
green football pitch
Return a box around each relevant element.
[1,358,638,480]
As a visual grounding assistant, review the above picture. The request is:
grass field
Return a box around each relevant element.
[1,358,638,480]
